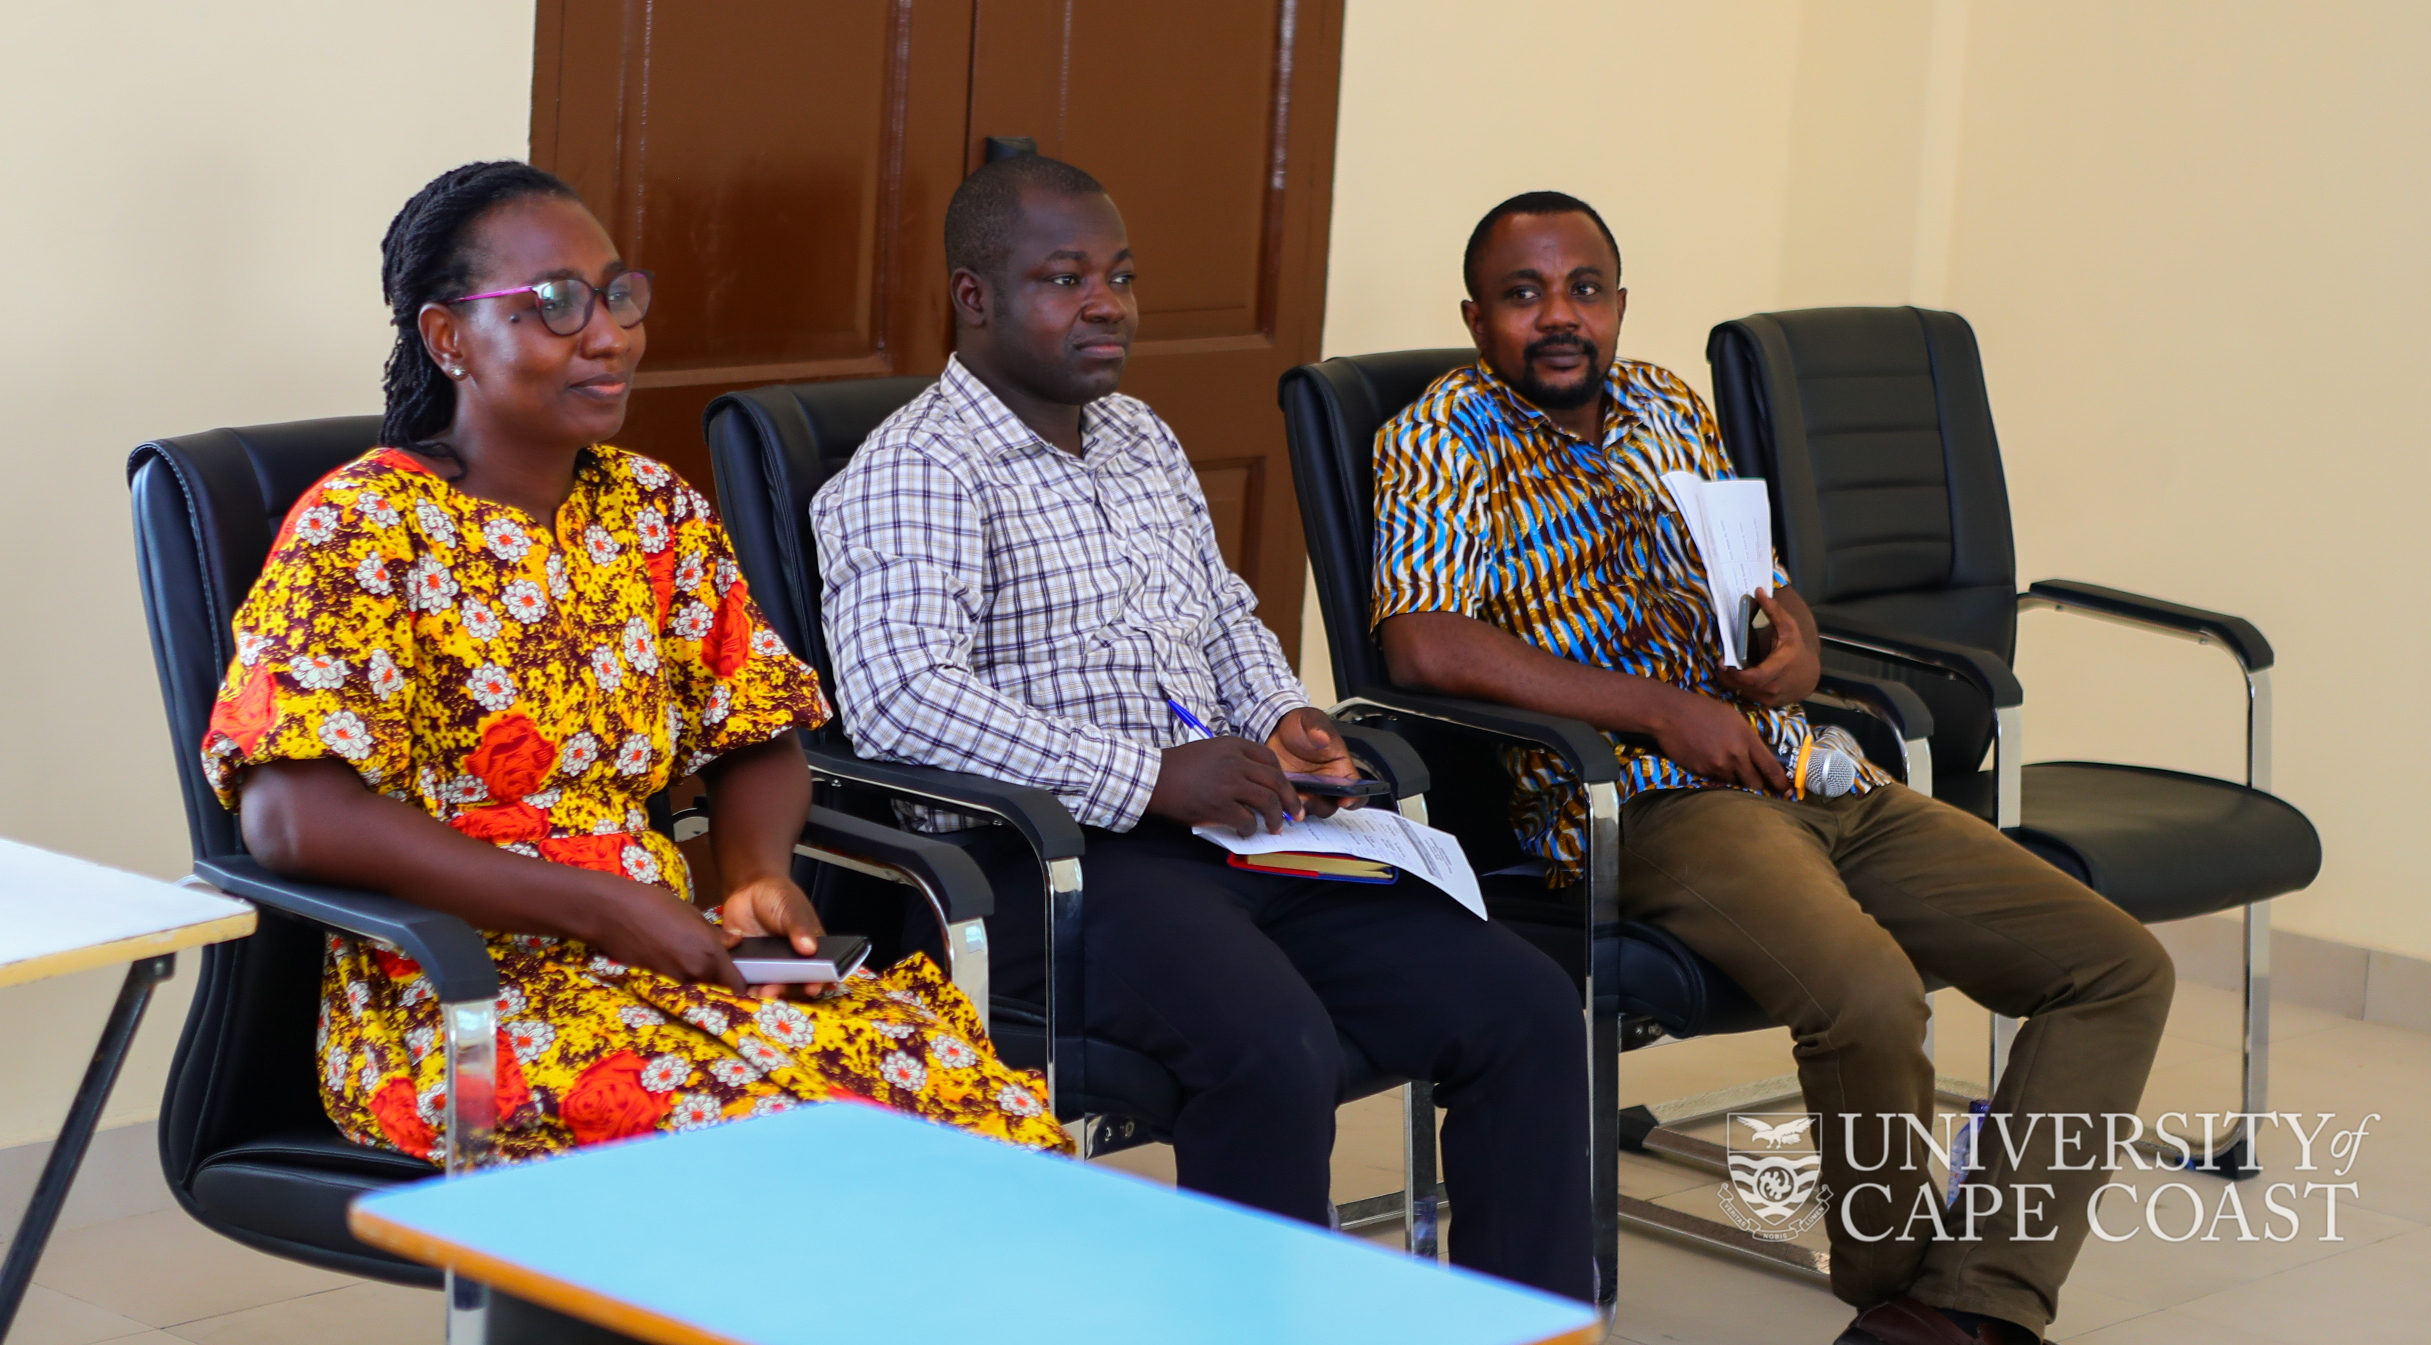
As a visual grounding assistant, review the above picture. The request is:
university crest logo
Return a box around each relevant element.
[1720,1112,1829,1241]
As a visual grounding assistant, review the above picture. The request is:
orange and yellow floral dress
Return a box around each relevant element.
[202,444,1067,1162]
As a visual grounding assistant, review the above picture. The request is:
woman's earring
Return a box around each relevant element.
[447,366,465,379]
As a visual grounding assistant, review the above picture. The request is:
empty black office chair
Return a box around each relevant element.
[130,418,998,1344]
[1281,350,1950,1294]
[1708,306,2323,1172]
[703,379,1455,1257]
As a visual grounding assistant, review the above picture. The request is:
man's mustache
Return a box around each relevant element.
[1524,335,1599,367]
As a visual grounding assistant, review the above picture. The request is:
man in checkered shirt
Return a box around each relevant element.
[812,154,1591,1301]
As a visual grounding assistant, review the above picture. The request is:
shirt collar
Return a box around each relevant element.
[1471,355,1634,446]
[939,353,1132,469]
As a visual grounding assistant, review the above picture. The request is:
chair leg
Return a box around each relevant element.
[440,996,499,1344]
[1989,1012,2018,1091]
[447,1272,488,1345]
[1583,781,1623,1310]
[1403,1080,1441,1260]
[2219,899,2271,1178]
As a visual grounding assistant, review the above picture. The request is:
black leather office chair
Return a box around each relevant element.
[1281,350,1958,1293]
[1708,306,2323,1173]
[703,379,1456,1258]
[130,418,1000,1344]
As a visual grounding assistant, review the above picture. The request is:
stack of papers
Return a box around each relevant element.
[1193,808,1485,919]
[1661,471,1776,668]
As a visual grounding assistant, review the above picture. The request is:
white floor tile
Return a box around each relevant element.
[162,1282,440,1345]
[28,1209,356,1328]
[1,1285,154,1345]
[2165,1225,2431,1344]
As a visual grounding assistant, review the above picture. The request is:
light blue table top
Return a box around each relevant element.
[351,1103,1599,1345]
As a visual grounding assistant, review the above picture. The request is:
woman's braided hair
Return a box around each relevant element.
[378,160,581,457]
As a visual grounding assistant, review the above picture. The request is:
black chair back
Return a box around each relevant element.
[702,377,937,719]
[128,420,439,1284]
[704,379,944,960]
[1708,306,2016,789]
[1278,350,1477,700]
[1278,350,1542,873]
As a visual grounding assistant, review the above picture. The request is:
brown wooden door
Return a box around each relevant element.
[532,0,1342,660]
[531,0,976,484]
[964,1,1342,659]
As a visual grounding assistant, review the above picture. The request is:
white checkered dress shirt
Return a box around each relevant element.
[811,356,1309,832]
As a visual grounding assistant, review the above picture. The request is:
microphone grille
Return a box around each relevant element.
[1802,744,1859,798]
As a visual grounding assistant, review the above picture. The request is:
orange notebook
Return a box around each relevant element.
[1226,852,1397,883]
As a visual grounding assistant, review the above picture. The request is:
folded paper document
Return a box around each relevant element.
[1660,470,1775,668]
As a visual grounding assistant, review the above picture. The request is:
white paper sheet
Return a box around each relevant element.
[1661,471,1776,668]
[1192,808,1486,920]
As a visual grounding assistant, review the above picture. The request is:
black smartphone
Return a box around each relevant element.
[1284,772,1392,799]
[728,933,871,984]
[1739,595,1774,665]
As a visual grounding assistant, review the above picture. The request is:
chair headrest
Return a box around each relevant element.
[126,416,384,862]
[702,378,936,713]
[1279,348,1473,699]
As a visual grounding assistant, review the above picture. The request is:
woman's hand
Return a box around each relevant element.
[585,874,748,991]
[718,873,827,999]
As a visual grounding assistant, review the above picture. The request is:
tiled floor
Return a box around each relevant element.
[6,979,2420,1344]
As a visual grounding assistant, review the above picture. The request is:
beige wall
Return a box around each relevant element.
[0,0,534,1145]
[1322,1,2431,960]
[1,0,2422,1144]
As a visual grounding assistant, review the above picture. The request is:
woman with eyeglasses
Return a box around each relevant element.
[200,161,1068,1162]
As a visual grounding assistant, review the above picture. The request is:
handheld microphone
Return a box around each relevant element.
[1788,725,1864,798]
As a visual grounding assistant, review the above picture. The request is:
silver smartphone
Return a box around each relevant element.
[728,933,871,984]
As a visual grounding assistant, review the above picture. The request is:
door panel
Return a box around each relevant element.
[532,0,975,487]
[967,0,1341,661]
[535,0,1340,661]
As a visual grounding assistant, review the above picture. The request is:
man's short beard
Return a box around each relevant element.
[1509,335,1604,411]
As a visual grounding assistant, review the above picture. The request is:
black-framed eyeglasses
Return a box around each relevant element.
[444,270,654,337]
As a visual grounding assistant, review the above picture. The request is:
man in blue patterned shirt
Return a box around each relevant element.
[1371,193,2174,1345]
[814,156,1591,1301]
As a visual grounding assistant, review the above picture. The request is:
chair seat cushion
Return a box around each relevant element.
[989,1000,1405,1136]
[185,1125,441,1286]
[2009,762,2322,923]
[1482,876,1781,1039]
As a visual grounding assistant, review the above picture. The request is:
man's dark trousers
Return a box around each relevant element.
[977,818,1592,1301]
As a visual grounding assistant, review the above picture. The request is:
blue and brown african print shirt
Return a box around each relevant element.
[1371,356,1889,883]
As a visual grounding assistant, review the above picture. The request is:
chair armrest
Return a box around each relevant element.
[1810,669,1935,744]
[1809,669,1937,790]
[1815,616,2024,709]
[799,742,1085,862]
[194,855,498,1004]
[2022,580,2274,672]
[797,805,993,923]
[1337,687,1623,784]
[1333,722,1431,799]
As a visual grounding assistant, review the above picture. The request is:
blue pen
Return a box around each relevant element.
[1166,698,1216,740]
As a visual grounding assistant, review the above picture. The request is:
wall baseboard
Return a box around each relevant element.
[0,1120,175,1233]
[2150,913,2431,1035]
